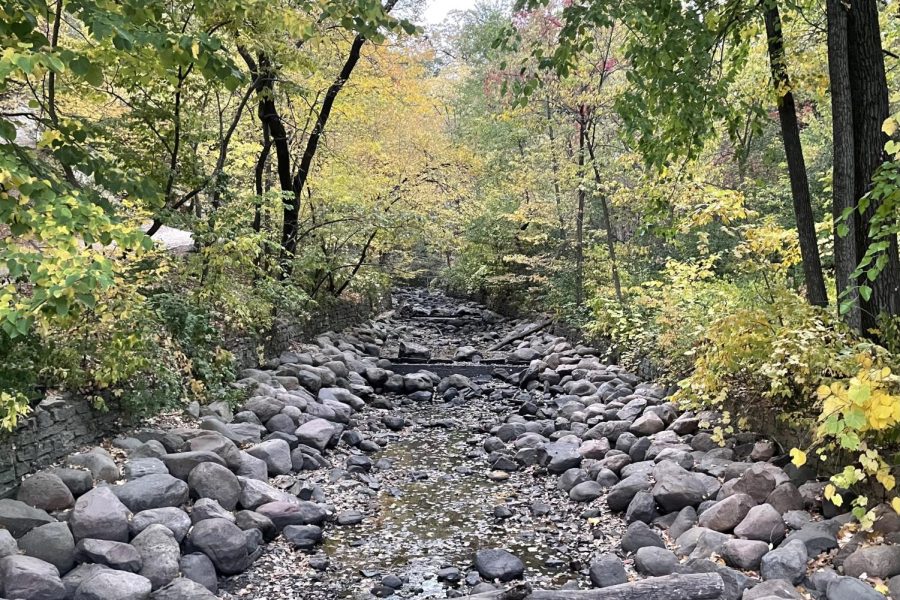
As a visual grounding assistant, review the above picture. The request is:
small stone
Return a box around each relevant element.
[721,539,770,570]
[634,546,679,576]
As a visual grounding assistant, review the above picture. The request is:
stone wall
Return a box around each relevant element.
[227,291,392,369]
[0,396,124,497]
[0,290,391,497]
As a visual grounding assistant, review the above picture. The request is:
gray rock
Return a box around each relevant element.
[0,529,15,558]
[782,520,839,557]
[191,498,234,524]
[569,480,603,502]
[588,554,627,588]
[123,458,169,480]
[75,538,142,572]
[150,578,217,600]
[18,521,75,574]
[17,472,74,511]
[235,511,277,542]
[179,553,217,593]
[188,462,241,511]
[620,520,665,553]
[634,546,679,576]
[295,419,336,453]
[131,525,180,590]
[626,490,658,524]
[256,501,327,531]
[651,463,710,512]
[669,506,698,539]
[474,548,524,582]
[742,578,804,600]
[630,412,665,436]
[733,463,780,504]
[674,527,729,559]
[238,478,296,510]
[766,483,804,514]
[186,518,250,575]
[112,474,189,513]
[189,434,242,471]
[73,570,152,600]
[826,576,885,600]
[842,544,900,579]
[70,487,131,542]
[698,493,755,533]
[246,440,292,476]
[62,564,111,598]
[48,468,94,498]
[760,539,808,584]
[282,524,323,550]
[0,498,54,538]
[721,538,770,570]
[607,473,652,512]
[66,448,119,483]
[0,554,66,600]
[130,508,192,542]
[161,452,226,481]
[235,452,269,483]
[734,503,785,543]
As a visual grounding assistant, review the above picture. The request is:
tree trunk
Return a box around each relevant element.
[575,111,586,306]
[827,0,860,328]
[585,138,624,307]
[847,0,900,333]
[764,2,828,307]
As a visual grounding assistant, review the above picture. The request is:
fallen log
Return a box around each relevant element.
[488,318,554,351]
[463,573,724,600]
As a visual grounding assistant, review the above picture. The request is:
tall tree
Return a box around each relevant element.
[763,2,827,307]
[846,0,900,333]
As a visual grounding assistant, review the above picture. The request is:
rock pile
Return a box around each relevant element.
[2,288,897,600]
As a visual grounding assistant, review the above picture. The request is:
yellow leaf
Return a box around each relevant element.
[816,384,832,399]
[790,448,807,468]
[892,497,900,514]
[883,117,898,136]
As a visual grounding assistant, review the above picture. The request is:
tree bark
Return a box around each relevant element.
[464,573,724,600]
[827,0,860,327]
[847,0,900,333]
[764,2,828,307]
[575,110,586,306]
[585,137,624,306]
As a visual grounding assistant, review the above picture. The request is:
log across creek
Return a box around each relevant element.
[463,573,725,600]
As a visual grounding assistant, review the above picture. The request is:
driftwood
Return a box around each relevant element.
[464,573,724,600]
[488,318,554,351]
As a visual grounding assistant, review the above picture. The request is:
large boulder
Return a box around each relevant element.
[697,494,755,533]
[161,452,226,481]
[17,521,76,574]
[245,440,292,476]
[733,503,785,544]
[74,539,142,573]
[473,549,524,582]
[0,498,55,538]
[16,472,75,511]
[651,463,711,513]
[188,463,241,511]
[842,545,900,579]
[112,474,189,512]
[760,539,808,584]
[588,554,627,588]
[185,518,250,575]
[66,448,119,483]
[255,501,328,532]
[179,554,217,593]
[131,525,180,590]
[238,478,297,510]
[295,419,337,453]
[0,554,66,600]
[69,487,131,542]
[130,508,192,543]
[72,570,152,600]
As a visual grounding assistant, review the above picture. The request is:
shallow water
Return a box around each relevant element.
[321,409,582,598]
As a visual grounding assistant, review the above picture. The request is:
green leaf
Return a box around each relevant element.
[859,285,872,302]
